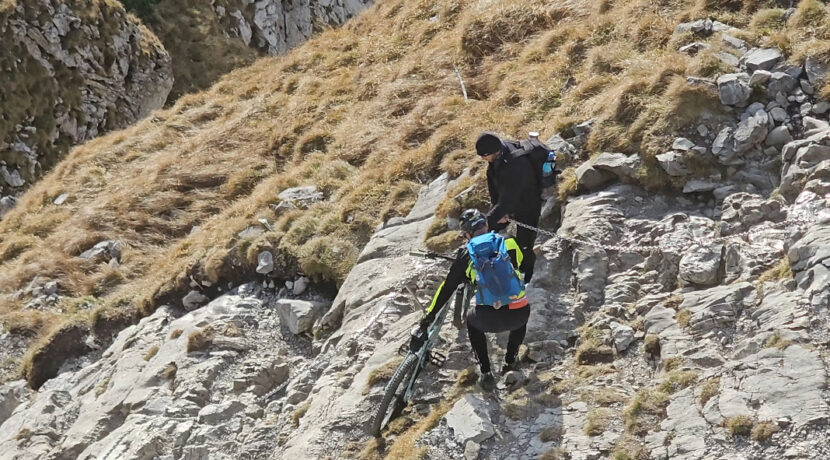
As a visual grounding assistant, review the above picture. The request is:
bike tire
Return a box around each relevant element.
[370,353,420,436]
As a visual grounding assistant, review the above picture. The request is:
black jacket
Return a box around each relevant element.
[486,141,542,229]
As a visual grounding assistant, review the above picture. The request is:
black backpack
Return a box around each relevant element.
[507,135,559,190]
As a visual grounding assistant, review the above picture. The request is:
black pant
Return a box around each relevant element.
[466,304,531,374]
[514,208,539,283]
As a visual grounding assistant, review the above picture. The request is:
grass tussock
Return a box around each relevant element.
[658,370,699,394]
[363,356,404,394]
[699,377,720,406]
[576,327,615,365]
[5,0,830,382]
[724,415,754,437]
[764,331,792,350]
[142,345,159,361]
[758,257,793,284]
[612,434,650,460]
[292,400,312,427]
[585,407,612,436]
[675,309,691,328]
[624,388,670,435]
[186,327,214,353]
[751,421,779,443]
[644,334,660,357]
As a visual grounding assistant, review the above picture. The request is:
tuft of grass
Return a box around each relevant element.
[576,327,615,365]
[142,345,159,361]
[455,367,477,387]
[556,167,579,203]
[624,388,670,435]
[540,426,561,443]
[585,408,612,436]
[675,309,691,328]
[359,437,385,460]
[750,9,787,33]
[751,421,779,443]
[758,257,793,284]
[764,332,792,350]
[658,370,699,394]
[364,356,403,393]
[186,327,214,353]
[612,434,650,460]
[170,329,183,339]
[792,0,827,27]
[539,447,568,460]
[662,356,684,372]
[644,334,660,357]
[164,362,177,381]
[292,400,312,427]
[724,415,754,437]
[699,377,720,406]
[581,388,626,406]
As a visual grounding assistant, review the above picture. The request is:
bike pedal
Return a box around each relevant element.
[428,351,448,368]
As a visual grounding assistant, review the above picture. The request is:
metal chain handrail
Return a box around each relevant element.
[508,205,819,254]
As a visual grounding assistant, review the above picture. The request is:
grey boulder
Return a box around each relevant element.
[740,48,782,73]
[445,394,496,444]
[276,299,329,335]
[717,73,751,106]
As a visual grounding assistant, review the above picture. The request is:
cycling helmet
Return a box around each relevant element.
[459,209,487,234]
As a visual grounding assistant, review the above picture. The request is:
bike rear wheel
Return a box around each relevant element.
[370,354,419,436]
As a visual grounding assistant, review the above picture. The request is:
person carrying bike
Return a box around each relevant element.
[476,131,544,284]
[410,209,531,391]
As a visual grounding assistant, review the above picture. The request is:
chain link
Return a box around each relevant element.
[508,205,819,255]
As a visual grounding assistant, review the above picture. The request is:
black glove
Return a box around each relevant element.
[409,321,429,352]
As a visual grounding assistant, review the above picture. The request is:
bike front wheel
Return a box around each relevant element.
[370,353,419,436]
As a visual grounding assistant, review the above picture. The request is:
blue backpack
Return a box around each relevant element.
[466,233,525,308]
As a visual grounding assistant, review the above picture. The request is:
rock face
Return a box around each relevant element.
[214,0,373,56]
[0,0,173,199]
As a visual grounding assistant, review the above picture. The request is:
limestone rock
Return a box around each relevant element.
[277,186,324,208]
[591,152,640,181]
[680,282,755,335]
[0,381,27,425]
[766,125,793,147]
[575,162,614,190]
[182,290,210,311]
[445,394,496,444]
[276,299,329,335]
[733,111,769,153]
[740,48,782,73]
[292,276,310,296]
[0,196,16,219]
[197,401,246,425]
[256,251,274,274]
[805,56,830,86]
[767,71,799,95]
[678,246,722,286]
[610,322,635,352]
[79,240,123,263]
[656,152,690,176]
[717,73,751,106]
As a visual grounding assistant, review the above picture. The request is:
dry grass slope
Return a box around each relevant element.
[3,0,830,385]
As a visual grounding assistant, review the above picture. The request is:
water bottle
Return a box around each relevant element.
[542,150,556,175]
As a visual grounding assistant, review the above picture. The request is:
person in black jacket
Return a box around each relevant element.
[410,209,531,391]
[475,131,541,283]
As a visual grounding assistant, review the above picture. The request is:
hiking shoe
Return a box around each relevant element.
[477,372,496,391]
[501,360,518,375]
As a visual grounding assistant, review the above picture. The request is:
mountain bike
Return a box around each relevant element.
[369,250,472,436]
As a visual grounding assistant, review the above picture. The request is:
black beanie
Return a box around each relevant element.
[475,132,502,156]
